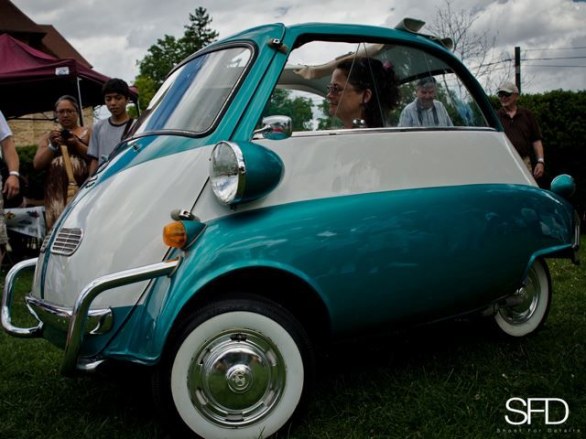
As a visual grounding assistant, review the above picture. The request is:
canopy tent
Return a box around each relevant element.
[0,33,137,121]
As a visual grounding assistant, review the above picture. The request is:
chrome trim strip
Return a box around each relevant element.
[61,258,181,375]
[1,258,43,338]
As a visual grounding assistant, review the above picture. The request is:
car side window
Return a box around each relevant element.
[261,39,488,134]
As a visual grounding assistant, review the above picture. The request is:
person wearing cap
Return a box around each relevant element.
[88,78,134,175]
[398,76,453,128]
[496,81,545,179]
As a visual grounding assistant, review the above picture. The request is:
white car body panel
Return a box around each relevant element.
[33,145,211,309]
[194,129,535,223]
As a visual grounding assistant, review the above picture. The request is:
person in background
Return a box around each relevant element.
[398,76,453,127]
[34,96,91,231]
[0,110,20,266]
[327,57,400,128]
[88,78,133,175]
[496,81,545,179]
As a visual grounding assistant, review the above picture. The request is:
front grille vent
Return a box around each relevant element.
[51,228,83,256]
[40,233,52,253]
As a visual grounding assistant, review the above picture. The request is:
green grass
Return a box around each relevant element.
[1,240,584,439]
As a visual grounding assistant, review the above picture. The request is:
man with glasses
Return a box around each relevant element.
[33,95,91,231]
[497,81,545,179]
[398,77,453,128]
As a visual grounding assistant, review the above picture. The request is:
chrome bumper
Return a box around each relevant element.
[2,257,181,375]
[572,211,581,264]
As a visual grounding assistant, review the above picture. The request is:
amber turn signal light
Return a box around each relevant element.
[163,221,187,248]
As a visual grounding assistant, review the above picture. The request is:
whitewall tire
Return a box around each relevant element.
[153,297,313,439]
[494,259,551,337]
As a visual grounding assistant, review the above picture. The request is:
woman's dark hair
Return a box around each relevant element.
[336,57,400,127]
[54,95,80,113]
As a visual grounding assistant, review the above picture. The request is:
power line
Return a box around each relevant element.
[467,56,586,69]
[473,59,511,68]
[522,55,586,61]
[521,64,586,68]
[524,46,586,51]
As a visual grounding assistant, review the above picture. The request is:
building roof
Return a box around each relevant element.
[0,1,138,118]
[38,24,92,68]
[0,0,91,67]
[0,0,44,36]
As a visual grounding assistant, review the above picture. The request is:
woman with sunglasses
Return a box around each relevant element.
[34,95,92,231]
[496,81,545,179]
[326,57,400,129]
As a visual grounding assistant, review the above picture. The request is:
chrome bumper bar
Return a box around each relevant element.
[2,257,181,375]
[1,258,41,337]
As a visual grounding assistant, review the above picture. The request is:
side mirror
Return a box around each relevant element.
[254,115,292,140]
[550,174,575,199]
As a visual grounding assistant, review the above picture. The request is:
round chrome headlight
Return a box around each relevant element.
[209,140,284,206]
[209,141,245,204]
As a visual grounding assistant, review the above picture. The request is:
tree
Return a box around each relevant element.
[129,75,157,116]
[181,7,219,59]
[427,0,513,93]
[135,7,219,110]
[316,99,340,130]
[262,89,314,131]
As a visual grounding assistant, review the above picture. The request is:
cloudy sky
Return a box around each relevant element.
[12,0,586,94]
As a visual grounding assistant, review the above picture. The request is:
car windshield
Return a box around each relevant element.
[133,46,252,135]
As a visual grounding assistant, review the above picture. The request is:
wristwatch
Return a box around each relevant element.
[537,158,545,165]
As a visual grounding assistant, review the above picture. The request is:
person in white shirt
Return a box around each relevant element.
[0,110,20,264]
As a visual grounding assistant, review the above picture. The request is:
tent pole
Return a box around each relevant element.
[76,77,84,126]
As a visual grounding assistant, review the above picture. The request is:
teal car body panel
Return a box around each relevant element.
[101,183,575,364]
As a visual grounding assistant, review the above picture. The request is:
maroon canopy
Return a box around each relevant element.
[0,33,137,119]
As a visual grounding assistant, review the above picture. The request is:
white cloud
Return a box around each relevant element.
[10,0,586,92]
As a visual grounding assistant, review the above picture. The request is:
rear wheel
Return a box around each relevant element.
[153,297,314,439]
[494,259,551,337]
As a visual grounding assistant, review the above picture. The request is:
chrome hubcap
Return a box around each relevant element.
[187,329,285,427]
[226,364,253,393]
[499,268,540,324]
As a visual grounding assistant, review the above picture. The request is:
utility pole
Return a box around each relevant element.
[515,46,521,93]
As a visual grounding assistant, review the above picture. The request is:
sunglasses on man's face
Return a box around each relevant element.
[498,91,513,98]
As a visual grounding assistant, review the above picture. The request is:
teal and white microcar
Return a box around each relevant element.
[2,20,580,439]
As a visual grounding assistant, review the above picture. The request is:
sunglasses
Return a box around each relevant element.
[326,84,346,95]
[498,91,513,98]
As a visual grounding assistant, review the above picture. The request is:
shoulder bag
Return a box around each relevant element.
[59,144,79,203]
